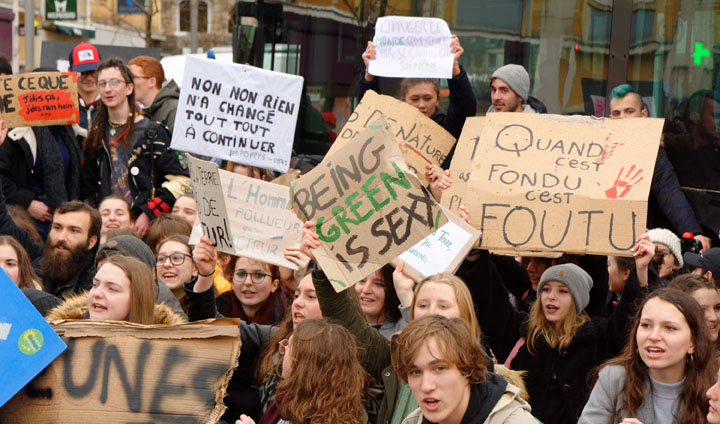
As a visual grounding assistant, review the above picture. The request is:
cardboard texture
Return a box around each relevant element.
[171,57,303,173]
[292,119,448,291]
[369,16,453,79]
[440,117,485,215]
[0,271,66,407]
[0,318,241,423]
[329,90,456,186]
[188,155,302,269]
[394,205,481,281]
[0,72,79,128]
[457,113,662,256]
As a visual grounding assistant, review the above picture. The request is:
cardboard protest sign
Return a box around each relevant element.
[460,113,662,256]
[171,56,303,173]
[188,155,302,269]
[0,319,241,423]
[0,72,79,128]
[0,272,66,407]
[330,90,456,186]
[369,16,453,79]
[395,206,481,281]
[440,117,485,215]
[292,120,448,291]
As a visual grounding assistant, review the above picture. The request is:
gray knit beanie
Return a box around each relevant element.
[96,235,155,269]
[646,228,683,267]
[491,64,530,101]
[537,263,593,314]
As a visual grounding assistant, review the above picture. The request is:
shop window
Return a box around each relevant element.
[179,0,208,33]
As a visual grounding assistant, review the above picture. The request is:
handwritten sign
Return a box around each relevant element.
[328,90,456,186]
[188,155,302,269]
[292,120,448,291]
[369,16,453,79]
[396,208,481,281]
[0,72,79,128]
[454,114,662,256]
[188,154,235,252]
[0,272,66,407]
[171,57,303,173]
[0,319,241,423]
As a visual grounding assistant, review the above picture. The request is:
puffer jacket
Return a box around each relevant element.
[45,291,186,324]
[80,117,190,220]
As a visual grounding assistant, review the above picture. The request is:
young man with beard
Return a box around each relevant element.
[0,194,100,299]
[487,64,545,114]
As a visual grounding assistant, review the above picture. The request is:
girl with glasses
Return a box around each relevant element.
[80,57,189,238]
[156,234,197,314]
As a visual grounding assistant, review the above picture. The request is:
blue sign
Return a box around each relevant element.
[0,271,66,407]
[118,0,145,14]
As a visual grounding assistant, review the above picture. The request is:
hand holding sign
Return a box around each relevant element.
[392,259,415,307]
[192,235,217,293]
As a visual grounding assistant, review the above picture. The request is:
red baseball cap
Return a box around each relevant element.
[69,42,101,72]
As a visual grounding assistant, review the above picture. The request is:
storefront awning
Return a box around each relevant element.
[55,22,95,38]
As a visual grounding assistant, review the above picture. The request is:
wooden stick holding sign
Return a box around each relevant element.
[459,113,662,257]
[0,72,79,127]
[292,118,448,292]
[0,319,241,424]
[328,90,456,186]
[187,154,302,269]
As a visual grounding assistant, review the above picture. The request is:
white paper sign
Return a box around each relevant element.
[369,16,453,79]
[171,57,303,173]
[398,220,477,278]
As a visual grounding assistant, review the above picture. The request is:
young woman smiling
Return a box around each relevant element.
[579,288,716,424]
[668,273,720,344]
[155,234,197,314]
[80,58,189,237]
[355,264,406,339]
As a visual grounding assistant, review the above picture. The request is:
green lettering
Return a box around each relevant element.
[362,174,389,211]
[333,205,358,234]
[380,162,411,200]
[317,216,340,242]
[346,191,374,224]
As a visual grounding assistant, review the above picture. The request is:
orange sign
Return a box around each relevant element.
[0,72,79,127]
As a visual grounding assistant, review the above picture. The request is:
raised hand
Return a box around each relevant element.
[362,41,377,81]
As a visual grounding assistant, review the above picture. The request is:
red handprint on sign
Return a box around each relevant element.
[605,166,644,199]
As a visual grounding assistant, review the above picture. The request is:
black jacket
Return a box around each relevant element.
[0,125,81,208]
[32,252,97,300]
[460,250,651,424]
[357,66,477,167]
[80,118,189,219]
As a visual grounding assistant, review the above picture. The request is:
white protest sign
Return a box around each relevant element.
[369,16,453,79]
[188,155,301,269]
[397,209,480,280]
[172,57,303,173]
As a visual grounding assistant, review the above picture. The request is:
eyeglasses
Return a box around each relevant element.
[278,339,289,355]
[156,253,193,266]
[132,74,149,80]
[97,78,127,89]
[233,270,271,284]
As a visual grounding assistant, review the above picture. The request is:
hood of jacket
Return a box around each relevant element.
[146,80,180,116]
[46,292,186,324]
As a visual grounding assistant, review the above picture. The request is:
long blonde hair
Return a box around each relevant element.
[527,292,587,354]
[410,273,481,340]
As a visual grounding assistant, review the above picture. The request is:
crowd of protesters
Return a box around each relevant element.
[2,34,720,424]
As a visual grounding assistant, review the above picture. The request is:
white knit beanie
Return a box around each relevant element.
[646,228,683,267]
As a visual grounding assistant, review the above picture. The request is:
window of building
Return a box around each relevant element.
[179,0,208,33]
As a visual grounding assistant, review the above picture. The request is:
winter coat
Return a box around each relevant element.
[357,65,477,141]
[145,80,180,131]
[578,365,656,424]
[0,125,81,208]
[402,376,536,424]
[647,147,703,235]
[184,279,276,423]
[80,117,190,220]
[45,291,186,324]
[466,250,651,424]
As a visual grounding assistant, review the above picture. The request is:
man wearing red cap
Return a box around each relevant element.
[68,42,102,134]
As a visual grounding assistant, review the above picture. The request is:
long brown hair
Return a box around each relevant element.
[599,288,715,424]
[85,57,140,156]
[101,255,156,324]
[276,319,367,423]
[0,236,41,289]
[527,293,587,354]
